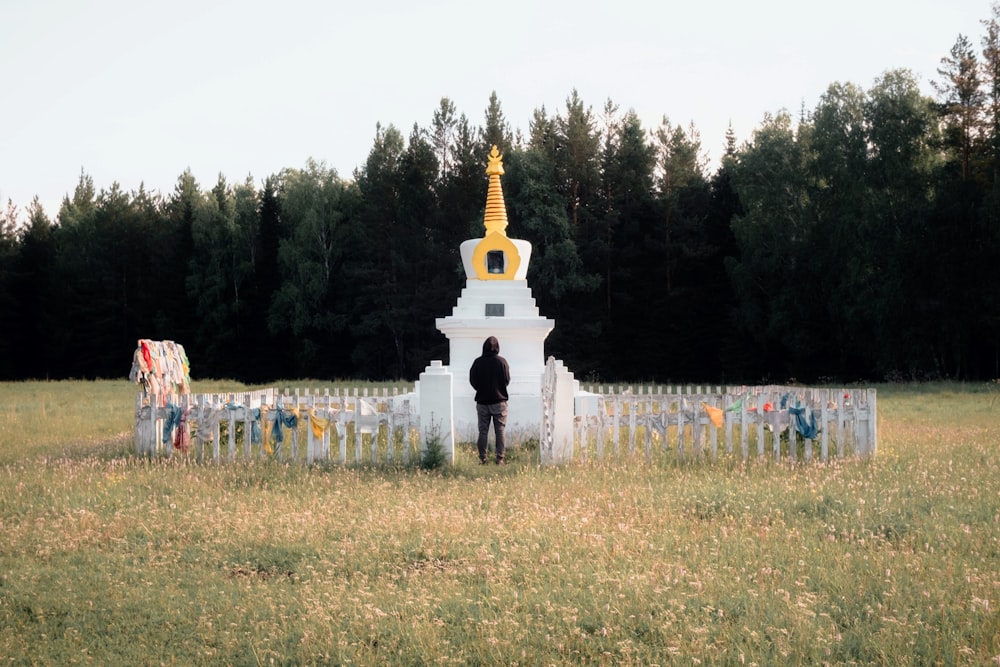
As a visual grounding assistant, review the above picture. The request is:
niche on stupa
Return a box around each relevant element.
[471,231,521,280]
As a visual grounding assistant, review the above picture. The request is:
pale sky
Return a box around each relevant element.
[0,0,991,223]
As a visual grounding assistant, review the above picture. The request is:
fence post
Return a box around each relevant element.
[644,394,653,461]
[358,389,367,463]
[245,393,255,462]
[628,388,637,456]
[868,388,878,456]
[367,390,377,464]
[708,395,719,460]
[765,388,775,459]
[401,397,413,465]
[135,394,147,456]
[837,389,846,458]
[386,389,396,464]
[322,389,332,461]
[819,390,828,461]
[676,396,686,461]
[227,403,236,463]
[740,392,749,460]
[306,391,316,465]
[211,399,221,464]
[336,389,348,464]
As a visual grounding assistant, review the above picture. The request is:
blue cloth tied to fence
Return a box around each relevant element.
[250,408,262,445]
[789,405,819,439]
[163,403,182,444]
[272,407,298,444]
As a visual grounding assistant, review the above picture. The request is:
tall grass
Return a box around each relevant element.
[1,380,998,665]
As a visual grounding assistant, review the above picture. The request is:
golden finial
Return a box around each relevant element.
[486,144,505,177]
[470,145,521,279]
[483,145,508,236]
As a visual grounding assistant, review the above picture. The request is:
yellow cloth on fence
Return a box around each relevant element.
[262,406,275,454]
[702,403,724,429]
[308,409,330,439]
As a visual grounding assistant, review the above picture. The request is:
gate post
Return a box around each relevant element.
[418,360,455,465]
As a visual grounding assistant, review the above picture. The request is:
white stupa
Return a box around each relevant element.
[436,145,555,436]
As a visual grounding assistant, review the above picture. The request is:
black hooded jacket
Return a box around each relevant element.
[469,336,511,404]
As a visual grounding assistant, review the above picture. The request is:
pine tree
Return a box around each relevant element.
[981,3,1000,178]
[935,34,986,180]
[431,97,459,180]
[481,90,513,156]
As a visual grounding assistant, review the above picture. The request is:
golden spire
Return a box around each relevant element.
[483,145,508,236]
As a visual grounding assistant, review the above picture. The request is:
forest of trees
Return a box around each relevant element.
[3,9,1000,384]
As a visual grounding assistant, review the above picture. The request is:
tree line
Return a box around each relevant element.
[3,9,1000,384]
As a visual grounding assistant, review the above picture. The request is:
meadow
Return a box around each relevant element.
[0,379,998,665]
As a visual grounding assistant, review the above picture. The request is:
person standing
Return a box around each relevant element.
[469,336,511,464]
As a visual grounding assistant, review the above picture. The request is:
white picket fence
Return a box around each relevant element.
[136,379,876,466]
[134,387,420,465]
[566,384,877,462]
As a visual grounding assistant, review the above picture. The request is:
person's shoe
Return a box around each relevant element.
[495,458,506,465]
[479,458,488,465]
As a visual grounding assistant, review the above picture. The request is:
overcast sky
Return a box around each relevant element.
[0,0,991,222]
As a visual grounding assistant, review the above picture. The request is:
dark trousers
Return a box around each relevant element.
[476,401,507,462]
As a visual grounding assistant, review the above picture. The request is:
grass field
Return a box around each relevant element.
[1,380,998,665]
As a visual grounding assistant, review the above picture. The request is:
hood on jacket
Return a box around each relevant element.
[482,336,500,357]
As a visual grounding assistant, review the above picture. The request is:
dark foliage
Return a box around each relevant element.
[4,13,1000,385]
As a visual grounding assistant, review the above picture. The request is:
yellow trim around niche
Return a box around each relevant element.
[471,232,521,280]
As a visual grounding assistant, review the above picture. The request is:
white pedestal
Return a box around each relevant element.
[542,357,577,464]
[418,360,454,464]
